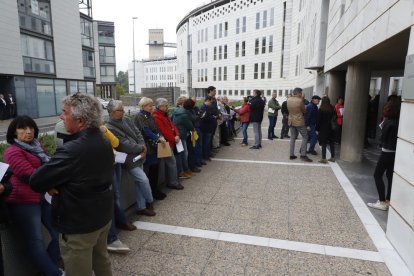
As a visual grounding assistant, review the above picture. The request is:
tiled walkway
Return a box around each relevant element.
[110,126,410,275]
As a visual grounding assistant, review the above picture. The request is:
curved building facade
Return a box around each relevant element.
[176,0,328,100]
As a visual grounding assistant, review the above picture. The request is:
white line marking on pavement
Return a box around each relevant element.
[330,162,412,275]
[234,137,292,142]
[211,158,330,167]
[133,221,383,263]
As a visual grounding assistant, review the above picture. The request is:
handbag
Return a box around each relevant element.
[157,142,172,158]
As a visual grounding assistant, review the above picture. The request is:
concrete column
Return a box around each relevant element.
[340,63,371,162]
[327,71,345,104]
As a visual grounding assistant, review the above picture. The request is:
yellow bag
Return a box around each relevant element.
[191,131,199,147]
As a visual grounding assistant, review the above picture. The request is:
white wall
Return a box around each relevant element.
[51,0,83,79]
[0,1,24,75]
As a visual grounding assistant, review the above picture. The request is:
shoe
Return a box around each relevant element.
[221,142,231,146]
[136,208,156,216]
[268,137,273,140]
[272,135,279,138]
[289,155,297,160]
[178,172,190,179]
[318,159,328,164]
[249,145,259,149]
[167,183,184,190]
[184,170,196,177]
[146,202,154,211]
[286,135,291,138]
[153,192,167,200]
[191,168,201,173]
[258,144,262,148]
[307,150,318,155]
[385,200,390,207]
[107,239,130,253]
[117,222,137,231]
[328,158,335,162]
[367,200,388,211]
[241,143,248,147]
[300,156,313,162]
[200,161,207,165]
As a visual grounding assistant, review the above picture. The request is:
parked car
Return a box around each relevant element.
[97,97,109,109]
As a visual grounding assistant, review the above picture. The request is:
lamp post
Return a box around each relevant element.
[132,17,138,93]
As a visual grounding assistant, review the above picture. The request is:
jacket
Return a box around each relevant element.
[200,104,217,133]
[381,118,399,151]
[172,107,194,140]
[305,102,318,127]
[335,103,344,126]
[267,98,281,117]
[4,144,43,204]
[30,128,114,234]
[281,101,289,116]
[134,110,161,165]
[106,117,146,170]
[153,108,180,148]
[0,179,13,224]
[316,108,335,144]
[249,96,265,123]
[234,103,251,123]
[287,95,306,126]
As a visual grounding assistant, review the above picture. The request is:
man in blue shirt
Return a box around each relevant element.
[305,95,321,155]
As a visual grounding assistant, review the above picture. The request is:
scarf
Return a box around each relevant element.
[14,138,50,164]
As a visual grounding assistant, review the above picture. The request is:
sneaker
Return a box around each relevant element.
[249,145,259,149]
[268,137,273,140]
[306,150,318,155]
[107,239,130,253]
[289,155,297,160]
[318,159,328,164]
[272,135,279,138]
[167,183,184,190]
[136,208,156,216]
[178,172,190,179]
[367,200,388,211]
[300,156,313,162]
[241,143,248,147]
[191,168,201,173]
[328,158,335,162]
[184,171,196,177]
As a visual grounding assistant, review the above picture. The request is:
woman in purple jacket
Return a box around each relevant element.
[4,116,62,276]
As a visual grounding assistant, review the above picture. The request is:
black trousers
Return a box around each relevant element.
[374,151,395,201]
[321,142,335,159]
[144,164,160,196]
[280,114,289,138]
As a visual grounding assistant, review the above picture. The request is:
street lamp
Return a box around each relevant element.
[132,16,138,93]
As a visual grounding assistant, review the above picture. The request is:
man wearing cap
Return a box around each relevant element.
[305,95,321,155]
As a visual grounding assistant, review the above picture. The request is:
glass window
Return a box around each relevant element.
[21,34,54,74]
[229,90,232,96]
[223,66,227,81]
[235,42,239,57]
[255,39,259,55]
[37,78,56,117]
[214,47,217,60]
[214,25,217,39]
[242,41,246,56]
[78,81,87,93]
[235,65,239,80]
[205,48,208,62]
[218,67,222,81]
[261,62,265,79]
[270,8,275,26]
[263,10,267,28]
[269,35,273,52]
[205,68,208,82]
[262,37,266,54]
[268,62,272,79]
[242,16,247,32]
[224,22,228,37]
[205,28,208,41]
[279,90,283,97]
[213,67,217,81]
[70,81,78,94]
[80,18,93,48]
[236,18,240,34]
[241,65,245,80]
[18,0,52,36]
[241,90,245,96]
[98,29,114,44]
[219,23,223,38]
[83,50,95,78]
[254,63,258,79]
[224,45,227,59]
[219,46,222,60]
[54,80,66,113]
[99,46,115,63]
[256,12,260,29]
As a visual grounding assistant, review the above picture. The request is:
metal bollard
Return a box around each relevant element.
[128,110,131,116]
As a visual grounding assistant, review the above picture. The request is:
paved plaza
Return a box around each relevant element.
[109,125,409,275]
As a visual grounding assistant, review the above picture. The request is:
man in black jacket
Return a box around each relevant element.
[0,171,12,276]
[30,93,114,276]
[249,89,266,149]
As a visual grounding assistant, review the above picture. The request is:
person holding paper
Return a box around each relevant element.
[172,96,196,179]
[234,97,251,146]
[267,92,281,140]
[153,98,184,190]
[106,100,156,217]
[135,97,170,200]
[4,115,62,276]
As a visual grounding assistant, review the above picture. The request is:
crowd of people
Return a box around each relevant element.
[0,86,402,275]
[0,93,17,121]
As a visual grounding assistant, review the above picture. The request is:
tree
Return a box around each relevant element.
[116,83,125,97]
[116,71,129,94]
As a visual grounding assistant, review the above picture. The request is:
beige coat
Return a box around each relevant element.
[287,95,306,126]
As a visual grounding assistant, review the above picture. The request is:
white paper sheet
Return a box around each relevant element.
[339,107,344,116]
[268,107,275,113]
[114,151,127,164]
[176,139,184,153]
[0,162,9,182]
[45,193,52,204]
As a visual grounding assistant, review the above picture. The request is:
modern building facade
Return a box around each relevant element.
[176,0,414,273]
[0,0,97,118]
[94,20,116,99]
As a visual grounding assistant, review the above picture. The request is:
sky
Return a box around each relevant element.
[93,0,210,72]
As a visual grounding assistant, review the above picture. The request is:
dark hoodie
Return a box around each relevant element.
[172,107,194,139]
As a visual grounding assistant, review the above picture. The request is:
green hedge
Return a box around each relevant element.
[0,134,56,162]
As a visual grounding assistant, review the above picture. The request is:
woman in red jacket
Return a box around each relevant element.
[334,97,344,144]
[152,98,184,190]
[234,97,251,146]
[5,116,62,276]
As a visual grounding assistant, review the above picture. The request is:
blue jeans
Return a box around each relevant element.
[108,164,128,243]
[268,116,277,138]
[8,201,61,276]
[201,132,213,158]
[241,122,249,145]
[129,166,154,210]
[251,122,262,147]
[307,125,317,152]
[175,138,189,174]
